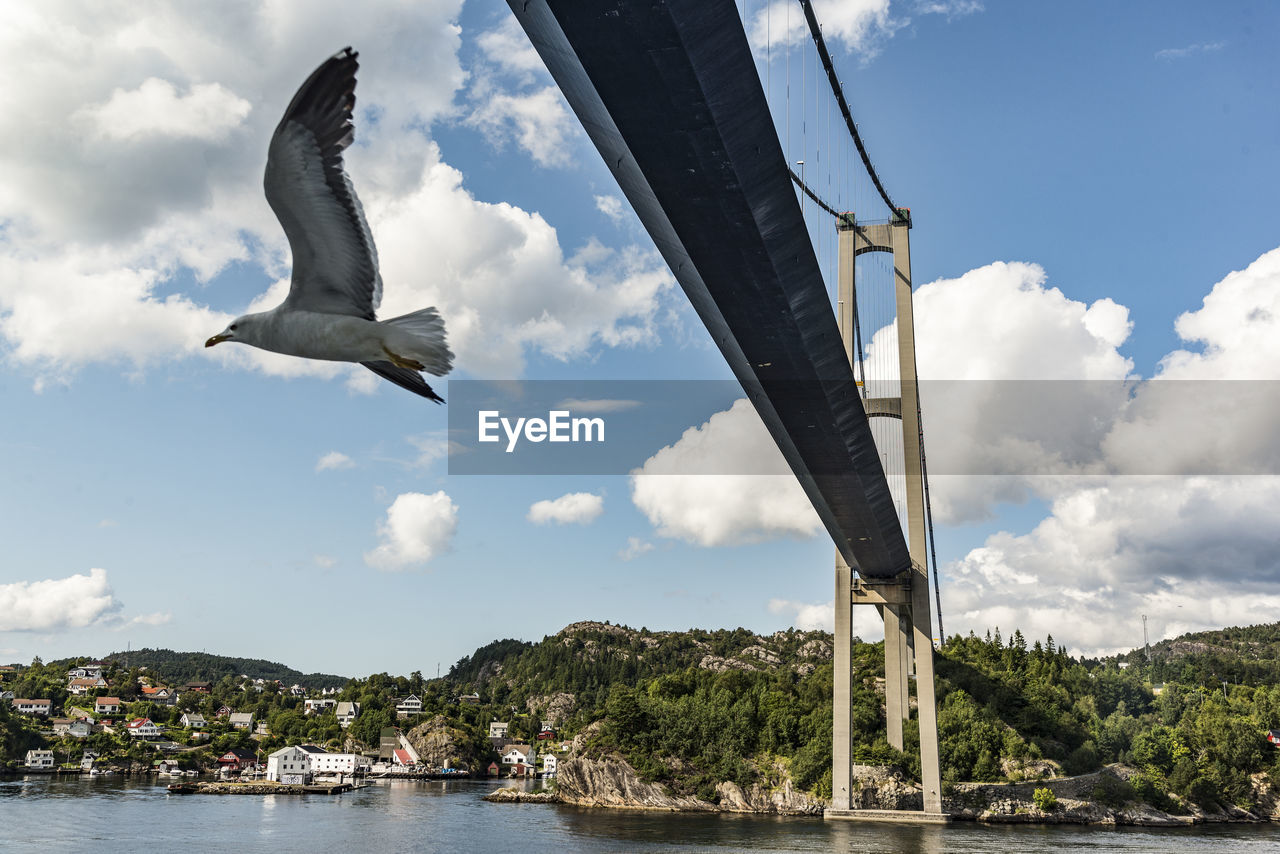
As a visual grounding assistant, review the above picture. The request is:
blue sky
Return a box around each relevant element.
[1,0,1278,677]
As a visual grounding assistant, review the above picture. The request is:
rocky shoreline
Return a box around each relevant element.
[484,757,1280,826]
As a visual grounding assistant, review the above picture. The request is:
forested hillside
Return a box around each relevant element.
[6,621,1280,816]
[101,648,346,689]
[444,621,1280,810]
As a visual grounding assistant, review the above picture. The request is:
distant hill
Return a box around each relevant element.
[102,648,347,689]
[1117,621,1280,687]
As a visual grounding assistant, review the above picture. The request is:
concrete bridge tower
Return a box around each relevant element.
[827,214,947,823]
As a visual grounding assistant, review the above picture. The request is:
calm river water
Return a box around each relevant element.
[3,775,1278,853]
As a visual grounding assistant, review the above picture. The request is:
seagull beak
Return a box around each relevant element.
[205,333,230,348]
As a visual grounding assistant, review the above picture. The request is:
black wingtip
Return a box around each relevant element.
[361,361,445,404]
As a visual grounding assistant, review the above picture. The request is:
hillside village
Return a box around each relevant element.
[6,620,1280,821]
[0,656,567,782]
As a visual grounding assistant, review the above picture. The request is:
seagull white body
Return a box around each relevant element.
[206,47,452,402]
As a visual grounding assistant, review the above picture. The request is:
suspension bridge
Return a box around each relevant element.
[508,0,949,821]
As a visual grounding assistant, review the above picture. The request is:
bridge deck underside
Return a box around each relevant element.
[509,0,910,577]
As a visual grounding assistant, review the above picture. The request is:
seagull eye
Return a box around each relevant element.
[230,324,238,331]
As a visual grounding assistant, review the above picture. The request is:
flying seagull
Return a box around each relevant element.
[206,47,452,403]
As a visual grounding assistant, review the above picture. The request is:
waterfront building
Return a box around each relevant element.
[542,754,557,776]
[25,749,54,769]
[266,746,312,784]
[216,748,258,773]
[500,744,536,776]
[310,752,370,776]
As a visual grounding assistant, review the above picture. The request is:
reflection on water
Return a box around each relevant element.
[2,775,1278,854]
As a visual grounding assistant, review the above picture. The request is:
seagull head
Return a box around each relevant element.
[205,314,259,348]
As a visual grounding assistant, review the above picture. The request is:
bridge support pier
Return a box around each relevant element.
[826,215,948,824]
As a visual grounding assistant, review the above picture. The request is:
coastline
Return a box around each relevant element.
[483,757,1280,827]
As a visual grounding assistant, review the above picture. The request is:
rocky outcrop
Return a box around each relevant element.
[484,787,557,803]
[946,768,1203,826]
[525,692,576,726]
[550,757,824,815]
[555,758,714,811]
[999,756,1062,780]
[698,655,758,672]
[848,765,923,811]
[798,639,831,660]
[714,778,824,815]
[406,715,479,771]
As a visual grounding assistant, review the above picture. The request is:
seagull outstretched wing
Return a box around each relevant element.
[264,46,382,320]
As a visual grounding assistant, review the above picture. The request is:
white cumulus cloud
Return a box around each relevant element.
[630,398,820,546]
[0,568,121,631]
[364,491,458,570]
[747,0,901,57]
[932,247,1280,655]
[768,598,835,632]
[528,492,604,526]
[80,78,251,141]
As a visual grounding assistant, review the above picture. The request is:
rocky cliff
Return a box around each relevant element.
[551,757,824,815]
[405,715,481,771]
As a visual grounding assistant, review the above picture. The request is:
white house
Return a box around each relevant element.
[335,702,360,728]
[25,749,54,769]
[68,677,108,695]
[95,697,122,715]
[67,720,92,738]
[304,698,337,715]
[66,664,105,680]
[542,754,558,776]
[229,712,254,730]
[11,699,52,716]
[180,713,207,729]
[266,746,312,784]
[488,721,509,739]
[501,744,535,767]
[395,695,423,718]
[290,684,306,697]
[310,752,370,776]
[126,718,163,739]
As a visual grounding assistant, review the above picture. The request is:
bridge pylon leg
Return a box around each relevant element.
[826,214,948,824]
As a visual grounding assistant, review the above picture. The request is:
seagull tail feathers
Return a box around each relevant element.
[361,361,445,404]
[381,307,454,376]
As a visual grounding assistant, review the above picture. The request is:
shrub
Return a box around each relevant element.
[1185,776,1219,809]
[1091,773,1135,808]
[1032,787,1058,812]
